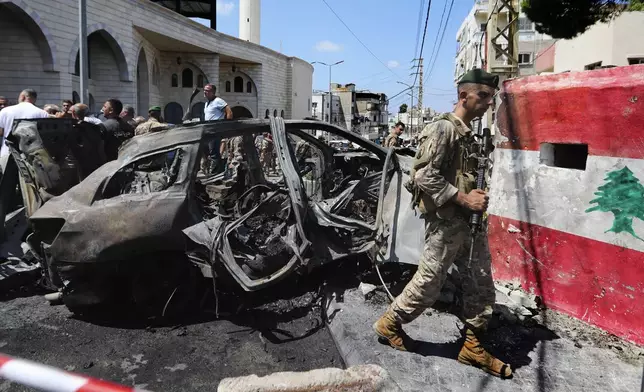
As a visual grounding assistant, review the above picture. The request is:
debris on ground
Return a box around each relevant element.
[217,364,401,392]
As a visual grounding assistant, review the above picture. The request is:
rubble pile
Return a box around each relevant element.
[493,282,544,324]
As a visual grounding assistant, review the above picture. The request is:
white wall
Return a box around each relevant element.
[290,58,313,119]
[610,11,644,66]
[554,12,644,72]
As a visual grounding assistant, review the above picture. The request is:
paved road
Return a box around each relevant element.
[0,280,343,391]
[327,284,644,392]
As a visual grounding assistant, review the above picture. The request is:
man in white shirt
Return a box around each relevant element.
[203,84,232,173]
[0,89,49,164]
[203,84,232,121]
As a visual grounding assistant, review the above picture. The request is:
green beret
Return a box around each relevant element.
[457,69,499,89]
[148,105,162,112]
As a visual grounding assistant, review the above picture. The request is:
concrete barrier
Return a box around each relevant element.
[488,64,644,345]
[217,364,401,392]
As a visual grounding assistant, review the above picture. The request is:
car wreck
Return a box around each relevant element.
[2,117,427,311]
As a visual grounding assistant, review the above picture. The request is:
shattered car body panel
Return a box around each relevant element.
[28,118,425,300]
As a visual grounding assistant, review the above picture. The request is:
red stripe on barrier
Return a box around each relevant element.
[496,65,644,159]
[78,379,134,392]
[488,214,644,345]
[0,354,11,367]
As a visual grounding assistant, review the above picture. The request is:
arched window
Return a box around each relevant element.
[197,74,204,88]
[246,81,252,93]
[280,110,285,118]
[225,81,231,92]
[182,68,193,88]
[273,109,277,117]
[234,76,243,92]
[265,109,270,119]
[171,73,178,87]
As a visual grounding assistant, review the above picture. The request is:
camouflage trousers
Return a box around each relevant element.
[389,214,495,330]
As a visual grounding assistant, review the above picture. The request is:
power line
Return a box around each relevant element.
[425,0,455,84]
[320,0,399,78]
[533,39,559,62]
[424,0,449,80]
[413,0,427,62]
[412,0,432,88]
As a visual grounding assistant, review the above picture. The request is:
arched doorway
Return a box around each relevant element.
[71,29,129,107]
[191,102,205,121]
[164,102,184,125]
[136,49,150,115]
[232,106,253,119]
[0,3,57,102]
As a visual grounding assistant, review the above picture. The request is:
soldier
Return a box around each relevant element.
[135,106,166,136]
[372,69,512,378]
[384,121,405,148]
[259,132,274,173]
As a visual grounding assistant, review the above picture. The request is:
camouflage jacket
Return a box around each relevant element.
[384,133,400,148]
[134,118,166,136]
[409,112,477,218]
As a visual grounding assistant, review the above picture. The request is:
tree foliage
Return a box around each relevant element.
[399,104,408,113]
[520,0,642,39]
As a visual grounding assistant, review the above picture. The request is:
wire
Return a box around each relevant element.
[424,0,449,80]
[413,0,427,62]
[412,0,432,88]
[425,0,455,84]
[477,0,499,69]
[533,39,559,62]
[321,0,400,78]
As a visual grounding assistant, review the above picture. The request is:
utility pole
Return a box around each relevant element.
[411,58,424,136]
[79,0,89,104]
[311,60,344,142]
[485,0,519,129]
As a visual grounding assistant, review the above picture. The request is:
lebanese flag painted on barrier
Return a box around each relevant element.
[488,66,644,345]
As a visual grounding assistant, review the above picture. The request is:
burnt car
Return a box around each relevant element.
[24,117,426,309]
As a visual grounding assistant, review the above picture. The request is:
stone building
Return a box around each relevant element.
[0,0,312,124]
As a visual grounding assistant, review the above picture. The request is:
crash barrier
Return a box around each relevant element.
[488,65,644,345]
[0,353,150,392]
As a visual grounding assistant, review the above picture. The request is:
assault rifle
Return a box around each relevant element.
[468,124,493,266]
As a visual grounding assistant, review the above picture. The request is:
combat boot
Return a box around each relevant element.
[458,328,513,378]
[373,309,416,352]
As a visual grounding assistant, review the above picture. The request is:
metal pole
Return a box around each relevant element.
[79,0,89,105]
[410,86,414,136]
[328,64,332,143]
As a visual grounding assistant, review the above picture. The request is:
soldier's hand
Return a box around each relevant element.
[463,189,489,212]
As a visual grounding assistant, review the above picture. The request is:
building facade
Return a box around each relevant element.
[311,90,340,124]
[552,11,644,73]
[354,92,388,141]
[0,0,312,124]
[454,0,555,82]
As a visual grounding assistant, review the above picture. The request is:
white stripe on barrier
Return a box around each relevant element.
[1,359,88,392]
[488,148,644,252]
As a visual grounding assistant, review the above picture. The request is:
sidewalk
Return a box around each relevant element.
[325,287,644,392]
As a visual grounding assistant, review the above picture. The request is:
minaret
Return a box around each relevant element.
[239,0,260,45]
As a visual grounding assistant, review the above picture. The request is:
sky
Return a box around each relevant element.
[194,0,475,114]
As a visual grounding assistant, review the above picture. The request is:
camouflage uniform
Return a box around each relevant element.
[224,136,245,179]
[134,118,166,136]
[383,132,400,148]
[388,112,495,331]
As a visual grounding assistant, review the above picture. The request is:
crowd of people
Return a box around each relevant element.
[0,89,173,167]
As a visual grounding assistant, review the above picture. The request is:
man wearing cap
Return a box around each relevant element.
[135,106,166,136]
[372,69,512,379]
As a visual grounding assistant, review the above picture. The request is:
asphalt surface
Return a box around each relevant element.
[0,272,345,391]
[326,267,644,392]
